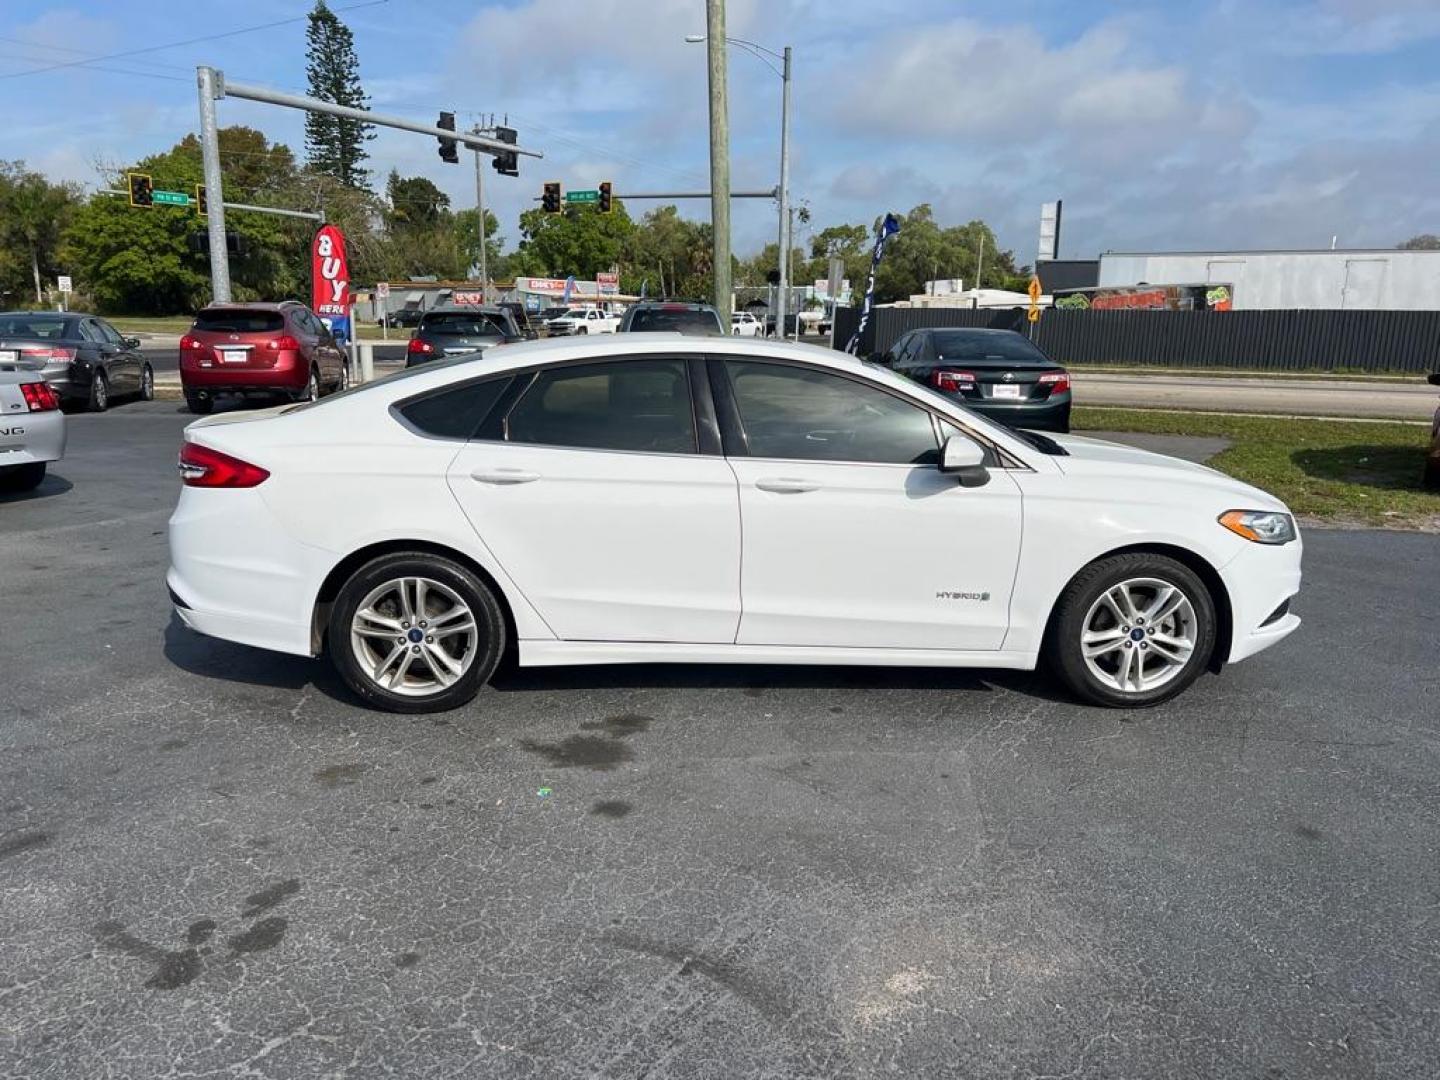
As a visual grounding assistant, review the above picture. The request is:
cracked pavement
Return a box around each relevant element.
[1,401,1438,1078]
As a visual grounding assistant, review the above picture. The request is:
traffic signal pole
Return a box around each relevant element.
[197,66,231,302]
[194,65,541,305]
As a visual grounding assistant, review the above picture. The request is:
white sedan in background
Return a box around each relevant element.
[168,336,1301,714]
[731,311,763,337]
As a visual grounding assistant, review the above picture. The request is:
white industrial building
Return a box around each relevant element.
[1098,249,1440,311]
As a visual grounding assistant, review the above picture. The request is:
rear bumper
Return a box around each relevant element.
[0,407,65,466]
[182,354,306,393]
[957,394,1072,433]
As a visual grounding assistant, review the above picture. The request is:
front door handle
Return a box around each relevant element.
[755,477,819,494]
[471,468,540,485]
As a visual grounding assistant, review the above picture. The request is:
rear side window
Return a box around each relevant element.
[505,360,695,454]
[194,309,285,333]
[396,377,511,440]
[626,308,723,335]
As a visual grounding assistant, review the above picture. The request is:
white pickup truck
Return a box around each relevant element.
[544,307,619,336]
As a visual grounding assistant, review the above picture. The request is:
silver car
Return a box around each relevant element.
[0,369,65,492]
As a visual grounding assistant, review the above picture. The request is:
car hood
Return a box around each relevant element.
[1044,432,1288,511]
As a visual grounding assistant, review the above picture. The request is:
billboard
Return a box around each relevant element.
[1053,283,1232,312]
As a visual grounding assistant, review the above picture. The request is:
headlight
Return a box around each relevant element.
[1219,509,1296,545]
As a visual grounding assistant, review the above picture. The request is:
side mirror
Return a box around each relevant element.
[939,433,990,487]
[124,337,141,349]
[1428,372,1440,386]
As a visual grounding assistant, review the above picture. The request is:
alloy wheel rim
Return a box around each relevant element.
[95,377,107,407]
[1080,577,1198,695]
[142,368,153,398]
[349,576,478,697]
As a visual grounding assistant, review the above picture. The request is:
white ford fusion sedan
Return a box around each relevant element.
[167,335,1301,713]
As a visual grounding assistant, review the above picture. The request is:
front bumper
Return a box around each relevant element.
[1218,529,1304,664]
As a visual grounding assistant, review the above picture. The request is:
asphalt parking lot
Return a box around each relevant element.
[3,401,1438,1079]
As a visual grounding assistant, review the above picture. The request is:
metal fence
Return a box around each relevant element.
[830,307,1440,373]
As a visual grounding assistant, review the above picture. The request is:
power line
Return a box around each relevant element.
[0,0,391,81]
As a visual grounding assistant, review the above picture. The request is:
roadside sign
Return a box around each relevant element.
[153,190,191,206]
[57,275,72,294]
[376,281,390,299]
[451,290,485,305]
[1028,306,1041,323]
[1028,275,1042,302]
[566,189,599,205]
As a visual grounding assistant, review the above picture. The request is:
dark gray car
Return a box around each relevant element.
[406,307,524,367]
[0,311,154,411]
[618,301,726,336]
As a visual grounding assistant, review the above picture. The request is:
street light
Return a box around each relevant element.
[686,32,792,338]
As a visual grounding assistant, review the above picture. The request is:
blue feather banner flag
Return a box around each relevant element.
[846,212,901,355]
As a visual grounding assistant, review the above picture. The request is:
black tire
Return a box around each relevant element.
[88,371,109,412]
[1046,552,1217,708]
[138,364,154,402]
[185,391,213,415]
[0,462,45,492]
[327,551,506,714]
[295,367,319,403]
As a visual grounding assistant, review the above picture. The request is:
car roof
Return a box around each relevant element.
[917,327,1023,337]
[197,302,297,312]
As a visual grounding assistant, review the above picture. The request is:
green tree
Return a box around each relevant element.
[0,162,80,304]
[451,208,503,276]
[866,205,1018,303]
[304,1,374,189]
[1399,234,1440,250]
[385,171,450,230]
[62,130,300,313]
[621,205,713,297]
[511,201,634,280]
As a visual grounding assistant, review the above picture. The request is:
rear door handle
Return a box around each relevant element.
[755,477,819,494]
[471,468,540,485]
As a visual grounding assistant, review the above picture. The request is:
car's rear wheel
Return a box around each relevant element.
[184,391,213,415]
[0,462,46,492]
[1047,553,1216,708]
[297,367,319,403]
[328,553,506,713]
[88,371,108,412]
[138,364,154,401]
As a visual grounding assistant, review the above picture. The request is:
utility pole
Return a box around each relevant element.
[196,66,230,303]
[775,45,792,341]
[705,0,731,315]
[472,125,488,299]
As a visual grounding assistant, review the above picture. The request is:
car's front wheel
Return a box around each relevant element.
[1047,553,1217,708]
[328,552,506,713]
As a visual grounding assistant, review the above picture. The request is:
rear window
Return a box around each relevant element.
[626,308,723,335]
[0,315,73,339]
[929,332,1051,365]
[194,309,285,333]
[421,312,507,336]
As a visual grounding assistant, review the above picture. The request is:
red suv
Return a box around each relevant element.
[179,302,348,414]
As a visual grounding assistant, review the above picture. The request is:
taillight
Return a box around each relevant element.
[178,443,270,488]
[265,335,301,352]
[930,369,976,392]
[20,345,75,362]
[20,381,59,412]
[407,338,433,355]
[180,335,200,351]
[1038,371,1071,394]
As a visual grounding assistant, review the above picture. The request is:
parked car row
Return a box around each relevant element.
[0,311,154,412]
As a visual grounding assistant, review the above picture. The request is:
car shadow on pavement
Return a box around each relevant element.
[0,471,73,503]
[163,614,346,696]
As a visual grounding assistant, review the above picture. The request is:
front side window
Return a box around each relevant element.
[725,360,939,465]
[506,359,695,454]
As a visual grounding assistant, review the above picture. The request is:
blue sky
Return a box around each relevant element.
[3,0,1438,265]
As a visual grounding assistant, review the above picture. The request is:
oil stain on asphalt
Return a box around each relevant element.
[520,715,654,772]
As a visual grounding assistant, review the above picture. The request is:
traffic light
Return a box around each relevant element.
[195,184,207,217]
[437,111,458,165]
[542,181,562,213]
[598,181,612,214]
[127,172,153,208]
[491,125,519,178]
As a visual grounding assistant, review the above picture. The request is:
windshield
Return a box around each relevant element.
[421,313,507,336]
[929,332,1051,365]
[627,308,723,335]
[194,309,285,333]
[0,314,73,339]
